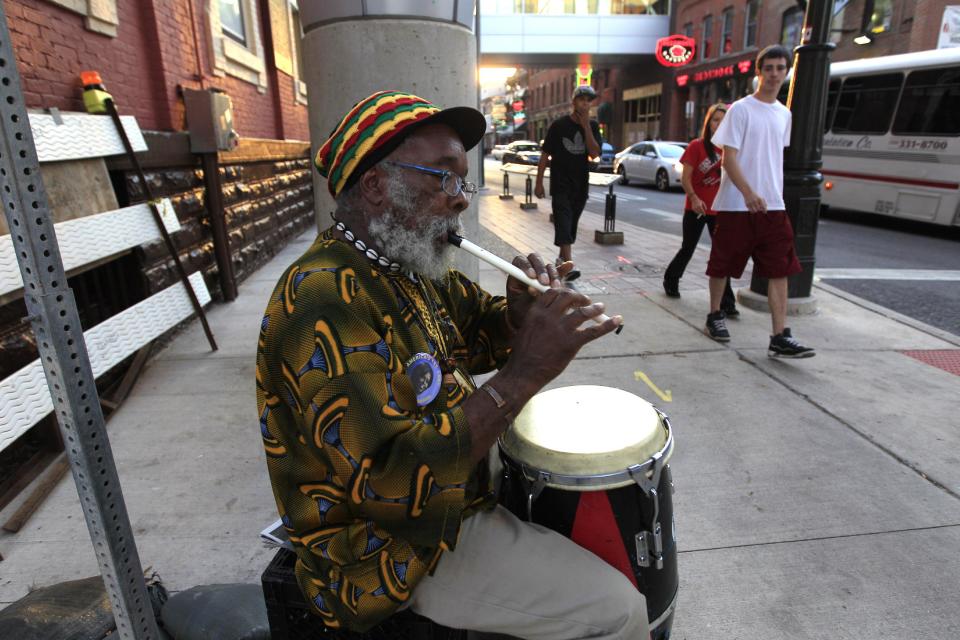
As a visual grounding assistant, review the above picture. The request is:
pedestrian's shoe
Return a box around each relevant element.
[556,258,580,282]
[663,278,680,298]
[721,304,740,319]
[768,328,815,359]
[704,311,730,342]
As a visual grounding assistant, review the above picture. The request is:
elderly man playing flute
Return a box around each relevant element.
[256,91,639,639]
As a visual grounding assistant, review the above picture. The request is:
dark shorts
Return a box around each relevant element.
[551,189,588,246]
[706,210,802,279]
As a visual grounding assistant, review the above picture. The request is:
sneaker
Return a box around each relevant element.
[721,305,740,319]
[704,311,730,342]
[768,328,815,359]
[663,278,680,298]
[556,258,580,282]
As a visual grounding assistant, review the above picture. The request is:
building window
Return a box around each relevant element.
[683,22,693,37]
[47,0,118,36]
[744,0,758,48]
[701,15,714,61]
[289,1,307,103]
[220,0,247,45]
[866,0,893,35]
[721,7,734,55]
[781,6,803,49]
[208,0,268,92]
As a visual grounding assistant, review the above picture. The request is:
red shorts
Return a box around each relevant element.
[706,210,802,279]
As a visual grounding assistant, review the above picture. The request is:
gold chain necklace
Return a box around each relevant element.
[393,276,452,369]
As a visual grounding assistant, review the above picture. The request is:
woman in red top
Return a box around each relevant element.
[663,103,737,315]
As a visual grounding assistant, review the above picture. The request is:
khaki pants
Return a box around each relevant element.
[408,505,649,640]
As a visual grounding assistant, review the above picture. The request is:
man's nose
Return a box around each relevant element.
[450,190,469,213]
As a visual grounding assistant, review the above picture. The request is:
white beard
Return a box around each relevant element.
[367,174,462,280]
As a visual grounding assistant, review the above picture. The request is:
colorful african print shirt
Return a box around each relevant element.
[256,230,511,631]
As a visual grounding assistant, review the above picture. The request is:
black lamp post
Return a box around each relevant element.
[749,0,835,301]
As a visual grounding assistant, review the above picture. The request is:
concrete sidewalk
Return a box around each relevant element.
[2,190,959,639]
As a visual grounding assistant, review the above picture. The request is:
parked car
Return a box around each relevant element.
[590,142,616,172]
[613,141,688,191]
[500,140,542,166]
[491,144,509,160]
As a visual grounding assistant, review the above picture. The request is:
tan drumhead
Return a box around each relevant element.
[500,385,671,488]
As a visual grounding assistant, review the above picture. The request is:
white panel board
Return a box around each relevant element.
[0,198,179,299]
[29,112,147,162]
[0,272,211,452]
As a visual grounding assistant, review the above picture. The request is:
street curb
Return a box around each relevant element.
[813,280,960,347]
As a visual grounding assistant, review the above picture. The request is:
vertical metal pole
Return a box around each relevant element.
[605,182,617,233]
[201,152,238,301]
[750,0,835,299]
[0,8,160,639]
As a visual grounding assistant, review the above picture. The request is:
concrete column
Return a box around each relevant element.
[300,4,481,279]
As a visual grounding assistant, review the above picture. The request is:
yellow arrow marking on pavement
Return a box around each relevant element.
[634,370,672,403]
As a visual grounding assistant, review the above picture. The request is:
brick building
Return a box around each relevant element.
[663,0,957,141]
[526,63,669,149]
[0,0,315,502]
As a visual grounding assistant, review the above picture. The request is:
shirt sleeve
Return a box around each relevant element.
[543,120,560,156]
[680,138,702,166]
[783,108,792,147]
[712,102,743,150]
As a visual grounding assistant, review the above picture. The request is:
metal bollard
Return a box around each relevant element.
[520,174,538,210]
[499,171,514,200]
[594,182,624,244]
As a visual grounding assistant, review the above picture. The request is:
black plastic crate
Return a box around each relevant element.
[261,547,467,640]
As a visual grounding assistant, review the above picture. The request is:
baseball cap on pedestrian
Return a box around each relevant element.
[571,85,598,101]
[315,90,487,198]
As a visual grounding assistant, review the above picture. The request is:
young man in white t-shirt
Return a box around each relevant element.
[704,44,815,358]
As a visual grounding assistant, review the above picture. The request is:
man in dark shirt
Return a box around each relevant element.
[535,85,602,281]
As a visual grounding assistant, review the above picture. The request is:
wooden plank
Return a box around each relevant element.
[0,198,180,302]
[0,271,211,454]
[2,453,70,533]
[0,448,59,512]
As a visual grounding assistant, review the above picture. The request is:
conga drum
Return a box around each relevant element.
[499,385,678,640]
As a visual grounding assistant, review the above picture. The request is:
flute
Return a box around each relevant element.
[448,233,623,335]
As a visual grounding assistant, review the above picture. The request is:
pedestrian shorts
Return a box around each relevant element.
[706,210,802,279]
[552,189,588,246]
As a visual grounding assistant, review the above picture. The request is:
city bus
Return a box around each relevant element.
[816,48,960,226]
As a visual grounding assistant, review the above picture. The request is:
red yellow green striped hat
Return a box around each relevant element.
[315,90,487,198]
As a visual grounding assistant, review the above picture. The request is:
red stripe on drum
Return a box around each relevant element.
[570,492,637,589]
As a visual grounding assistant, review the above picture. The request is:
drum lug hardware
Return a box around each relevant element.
[525,471,548,522]
[635,524,663,570]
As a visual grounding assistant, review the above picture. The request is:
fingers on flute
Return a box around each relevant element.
[525,253,550,287]
[578,312,623,342]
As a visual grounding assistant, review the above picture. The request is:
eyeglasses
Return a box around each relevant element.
[386,161,478,201]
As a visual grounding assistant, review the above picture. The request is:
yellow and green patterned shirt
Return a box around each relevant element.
[256,230,511,631]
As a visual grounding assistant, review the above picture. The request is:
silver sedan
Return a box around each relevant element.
[613,141,688,191]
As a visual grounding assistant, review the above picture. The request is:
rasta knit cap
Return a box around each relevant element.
[315,90,488,198]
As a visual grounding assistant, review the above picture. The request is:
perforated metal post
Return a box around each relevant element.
[0,8,160,639]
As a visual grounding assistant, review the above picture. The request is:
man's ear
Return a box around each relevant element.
[357,166,386,208]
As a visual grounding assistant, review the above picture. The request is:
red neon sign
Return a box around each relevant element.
[676,74,689,87]
[656,35,696,67]
[693,66,734,83]
[737,59,753,74]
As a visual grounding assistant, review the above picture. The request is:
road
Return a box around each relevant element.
[482,158,960,337]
